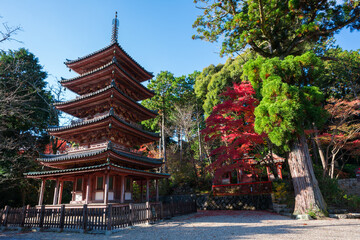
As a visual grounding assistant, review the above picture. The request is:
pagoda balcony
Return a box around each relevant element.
[71,115,143,130]
[66,142,142,156]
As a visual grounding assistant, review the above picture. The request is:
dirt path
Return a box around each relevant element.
[1,210,359,240]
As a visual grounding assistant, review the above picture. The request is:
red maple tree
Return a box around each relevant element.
[203,81,266,172]
[44,139,67,154]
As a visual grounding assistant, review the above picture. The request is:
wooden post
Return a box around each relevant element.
[104,173,109,204]
[155,179,159,202]
[2,206,10,227]
[58,181,64,205]
[106,204,112,231]
[82,204,88,232]
[85,176,91,204]
[146,179,150,202]
[59,204,65,230]
[38,179,45,206]
[20,206,27,227]
[120,175,125,203]
[53,179,60,205]
[39,205,45,228]
[72,178,76,202]
[170,197,174,217]
[146,201,150,224]
[277,164,283,179]
[129,203,133,226]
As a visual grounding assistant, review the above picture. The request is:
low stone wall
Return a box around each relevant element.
[338,178,360,196]
[196,194,272,210]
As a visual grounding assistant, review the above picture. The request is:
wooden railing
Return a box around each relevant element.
[212,181,272,196]
[0,201,196,233]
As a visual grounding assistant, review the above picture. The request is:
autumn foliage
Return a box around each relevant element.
[44,139,67,154]
[203,81,266,171]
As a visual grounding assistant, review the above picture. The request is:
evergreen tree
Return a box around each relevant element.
[0,48,52,207]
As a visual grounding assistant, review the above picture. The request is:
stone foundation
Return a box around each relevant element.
[338,178,360,196]
[196,194,272,210]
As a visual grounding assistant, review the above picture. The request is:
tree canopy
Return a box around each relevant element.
[193,0,360,57]
[0,48,52,206]
[195,50,255,117]
[243,52,327,150]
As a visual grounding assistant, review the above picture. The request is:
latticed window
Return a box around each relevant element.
[109,176,114,191]
[96,176,104,190]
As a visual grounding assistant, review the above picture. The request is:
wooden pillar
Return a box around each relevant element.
[277,164,283,179]
[38,179,46,206]
[104,173,109,204]
[85,176,91,204]
[57,180,64,205]
[146,179,150,202]
[120,175,125,203]
[53,179,60,205]
[155,179,159,202]
[72,178,76,201]
[266,166,271,181]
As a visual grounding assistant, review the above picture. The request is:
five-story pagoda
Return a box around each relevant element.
[25,13,169,206]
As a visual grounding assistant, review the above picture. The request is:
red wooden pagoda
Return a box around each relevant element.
[25,13,169,206]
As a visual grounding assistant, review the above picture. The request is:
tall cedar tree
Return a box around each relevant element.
[193,0,360,217]
[203,81,265,171]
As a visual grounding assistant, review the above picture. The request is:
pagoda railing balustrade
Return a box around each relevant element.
[73,113,143,130]
[0,201,197,233]
[66,142,142,156]
[67,142,108,153]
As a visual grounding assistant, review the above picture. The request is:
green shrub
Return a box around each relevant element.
[272,179,294,207]
[343,194,360,212]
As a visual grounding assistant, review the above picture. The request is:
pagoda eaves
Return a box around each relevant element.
[26,162,169,181]
[64,43,153,82]
[47,110,159,147]
[38,143,162,170]
[60,59,154,100]
[54,83,157,122]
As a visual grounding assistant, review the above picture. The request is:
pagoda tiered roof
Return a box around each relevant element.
[64,42,153,82]
[37,141,162,170]
[25,162,169,180]
[54,82,157,121]
[60,58,154,100]
[47,110,159,146]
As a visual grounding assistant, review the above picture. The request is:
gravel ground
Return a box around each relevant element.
[1,210,359,240]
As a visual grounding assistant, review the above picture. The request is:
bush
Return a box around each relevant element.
[318,176,360,212]
[343,194,360,212]
[272,179,294,207]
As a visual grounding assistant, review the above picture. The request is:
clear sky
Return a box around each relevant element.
[1,0,359,95]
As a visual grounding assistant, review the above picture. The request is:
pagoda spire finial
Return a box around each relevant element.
[111,11,119,44]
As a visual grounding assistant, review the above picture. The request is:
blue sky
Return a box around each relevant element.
[1,0,359,96]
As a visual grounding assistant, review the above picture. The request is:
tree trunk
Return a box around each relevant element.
[312,123,327,177]
[330,154,336,179]
[158,133,162,158]
[197,121,202,161]
[179,128,183,162]
[288,134,327,217]
[310,135,319,165]
[161,112,167,172]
